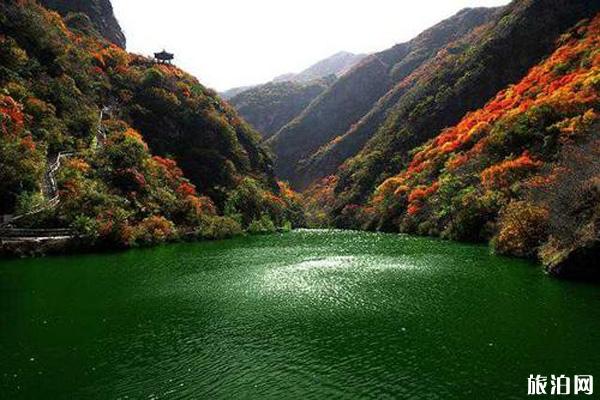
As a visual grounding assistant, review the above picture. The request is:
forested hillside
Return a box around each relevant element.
[268,7,500,188]
[312,9,600,278]
[331,0,599,209]
[229,78,333,139]
[0,1,302,250]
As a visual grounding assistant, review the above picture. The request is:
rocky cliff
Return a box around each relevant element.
[39,0,126,48]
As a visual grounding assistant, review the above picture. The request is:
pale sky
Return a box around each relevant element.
[112,0,510,91]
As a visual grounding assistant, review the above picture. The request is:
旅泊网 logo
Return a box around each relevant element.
[528,374,593,396]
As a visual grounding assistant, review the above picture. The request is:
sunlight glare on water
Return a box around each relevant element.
[1,230,599,399]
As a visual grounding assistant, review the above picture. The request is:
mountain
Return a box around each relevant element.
[221,85,255,100]
[273,51,367,83]
[39,0,126,48]
[0,1,302,249]
[222,52,367,139]
[296,1,600,277]
[330,0,600,211]
[228,77,333,139]
[221,51,365,100]
[352,12,599,278]
[268,7,501,188]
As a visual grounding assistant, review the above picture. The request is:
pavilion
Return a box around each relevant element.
[154,50,174,64]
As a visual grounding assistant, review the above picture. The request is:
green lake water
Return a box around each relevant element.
[1,230,599,399]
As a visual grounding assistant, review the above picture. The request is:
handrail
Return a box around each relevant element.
[0,228,73,236]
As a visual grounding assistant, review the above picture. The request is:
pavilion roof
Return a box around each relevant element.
[154,51,174,59]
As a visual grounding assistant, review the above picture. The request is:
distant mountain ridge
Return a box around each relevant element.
[221,51,366,100]
[273,51,367,83]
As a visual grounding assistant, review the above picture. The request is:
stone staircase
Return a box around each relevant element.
[0,228,74,242]
[0,107,110,240]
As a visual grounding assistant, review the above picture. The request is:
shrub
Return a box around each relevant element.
[248,214,276,235]
[130,215,177,246]
[303,176,337,228]
[15,191,46,215]
[493,201,549,258]
[199,215,242,240]
[71,215,99,241]
[96,207,133,247]
[224,177,296,229]
[441,188,500,242]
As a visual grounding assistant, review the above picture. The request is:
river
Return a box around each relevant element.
[1,230,599,399]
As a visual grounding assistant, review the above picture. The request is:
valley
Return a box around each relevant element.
[1,0,599,277]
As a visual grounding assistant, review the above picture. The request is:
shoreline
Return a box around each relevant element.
[2,228,598,282]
